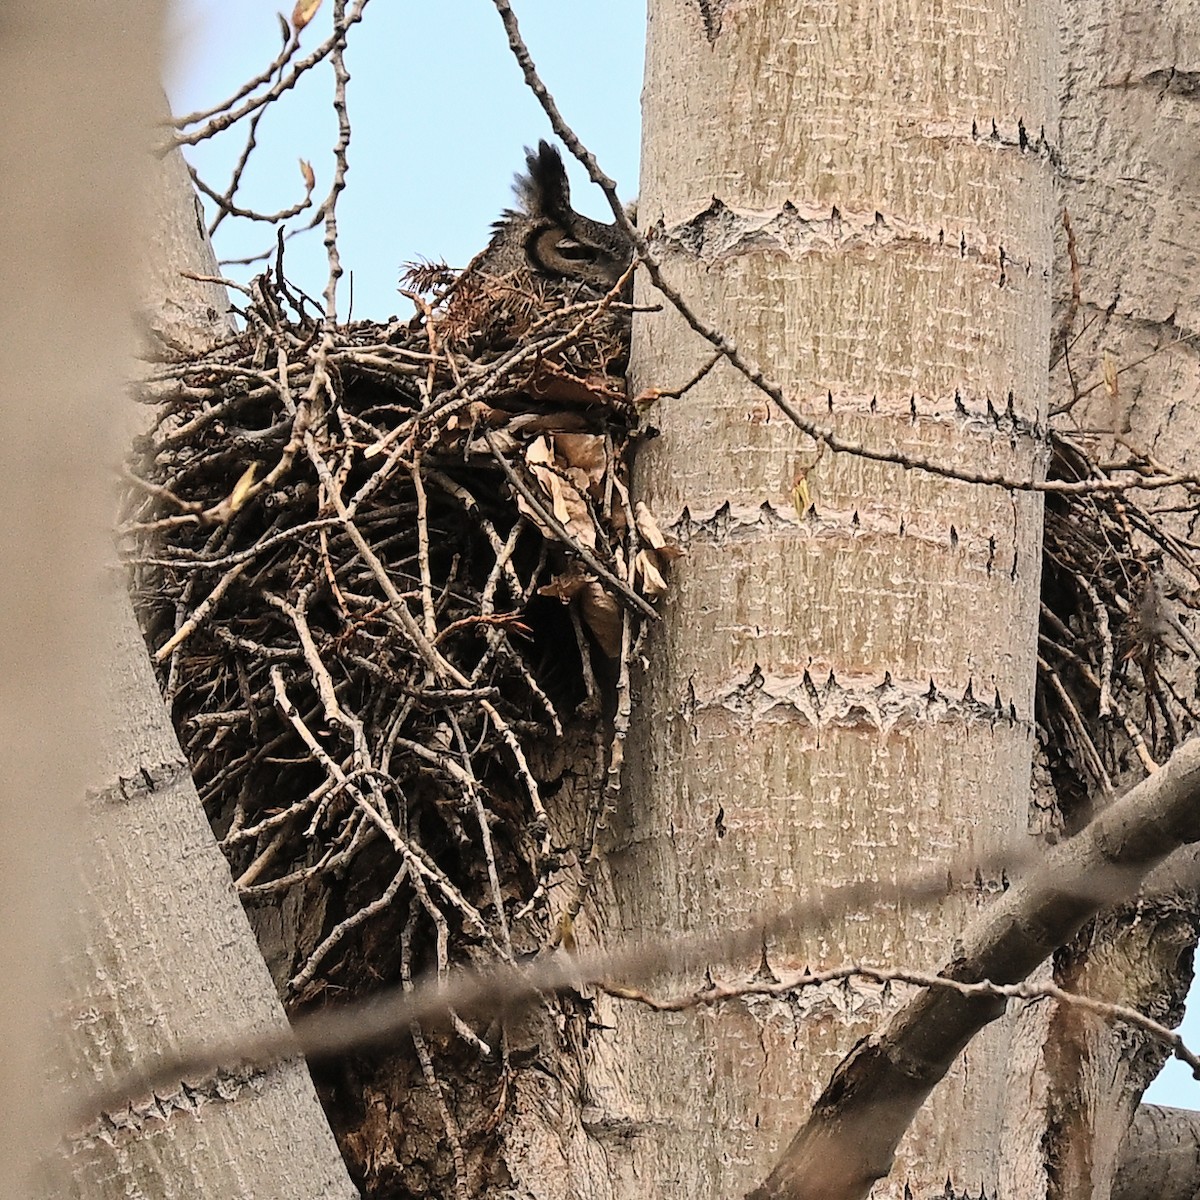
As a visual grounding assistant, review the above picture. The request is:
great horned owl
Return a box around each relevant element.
[468,141,633,291]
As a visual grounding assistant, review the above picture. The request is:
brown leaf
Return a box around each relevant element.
[635,549,668,598]
[556,433,608,494]
[558,911,578,956]
[525,434,554,468]
[791,475,812,519]
[634,501,668,549]
[229,462,259,513]
[579,581,622,657]
[505,412,594,435]
[523,359,626,409]
[538,567,588,602]
[521,436,597,548]
[292,0,322,30]
[1102,348,1119,400]
[468,401,510,427]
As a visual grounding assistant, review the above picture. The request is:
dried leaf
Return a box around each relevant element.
[299,158,315,192]
[469,402,509,427]
[792,475,812,519]
[1102,349,1119,400]
[635,549,668,598]
[525,435,554,468]
[555,433,607,492]
[558,911,577,956]
[530,455,570,524]
[539,570,588,602]
[564,466,593,498]
[634,501,668,550]
[790,441,825,517]
[524,359,626,409]
[522,436,597,548]
[579,581,622,657]
[229,462,259,513]
[558,482,598,547]
[292,0,322,30]
[506,412,594,435]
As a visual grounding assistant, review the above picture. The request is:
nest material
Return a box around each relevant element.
[123,264,672,1004]
[1037,431,1200,821]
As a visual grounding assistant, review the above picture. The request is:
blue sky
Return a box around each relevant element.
[166,0,1198,1112]
[166,0,644,319]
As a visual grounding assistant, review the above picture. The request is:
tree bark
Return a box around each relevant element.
[0,1,167,1190]
[1115,1105,1200,1200]
[61,593,357,1197]
[580,1,1055,1197]
[44,57,359,1200]
[750,735,1200,1200]
[1043,3,1200,1195]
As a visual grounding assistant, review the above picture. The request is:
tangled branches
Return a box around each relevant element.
[122,264,670,1012]
[1038,430,1200,817]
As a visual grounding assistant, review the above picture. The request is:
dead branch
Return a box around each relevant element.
[747,736,1200,1200]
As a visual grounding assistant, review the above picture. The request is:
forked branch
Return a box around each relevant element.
[748,737,1200,1200]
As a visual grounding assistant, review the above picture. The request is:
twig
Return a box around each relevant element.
[401,909,472,1200]
[289,865,409,996]
[167,2,371,149]
[482,428,657,621]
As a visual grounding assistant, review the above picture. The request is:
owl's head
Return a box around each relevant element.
[481,142,633,290]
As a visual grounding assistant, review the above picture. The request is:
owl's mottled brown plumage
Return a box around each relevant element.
[440,143,634,354]
[467,141,632,290]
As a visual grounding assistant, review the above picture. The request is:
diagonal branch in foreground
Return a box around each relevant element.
[748,736,1200,1200]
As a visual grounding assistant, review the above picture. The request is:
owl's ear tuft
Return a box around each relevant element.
[468,142,633,290]
[514,141,572,221]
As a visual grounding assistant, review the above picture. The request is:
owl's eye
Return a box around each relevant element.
[554,239,602,264]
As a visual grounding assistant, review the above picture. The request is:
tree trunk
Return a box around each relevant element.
[1,0,166,1189]
[1114,1106,1200,1200]
[1044,2,1200,1195]
[43,58,359,1200]
[61,595,357,1199]
[584,1,1054,1196]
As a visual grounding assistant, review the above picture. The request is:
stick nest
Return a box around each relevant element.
[1038,431,1200,820]
[122,264,672,1002]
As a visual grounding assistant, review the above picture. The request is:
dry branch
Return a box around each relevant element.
[748,736,1200,1200]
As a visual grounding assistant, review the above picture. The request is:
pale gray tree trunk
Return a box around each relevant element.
[10,12,360,1192]
[1115,1105,1200,1200]
[580,1,1055,1197]
[0,1,168,1189]
[62,593,357,1199]
[0,0,175,1190]
[1044,3,1200,1197]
